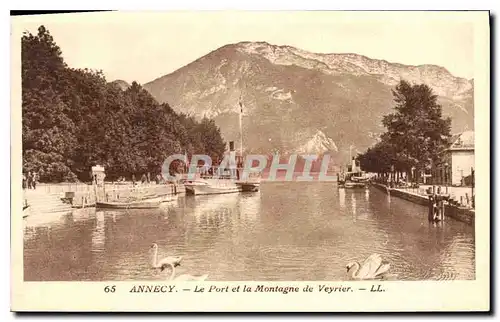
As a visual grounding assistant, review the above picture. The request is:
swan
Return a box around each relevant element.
[165,263,209,281]
[346,254,390,280]
[150,243,182,271]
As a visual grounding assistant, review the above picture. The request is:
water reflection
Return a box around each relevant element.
[191,193,239,227]
[91,211,105,253]
[24,183,475,281]
[239,193,261,222]
[351,193,357,217]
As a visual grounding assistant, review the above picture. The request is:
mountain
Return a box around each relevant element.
[110,79,130,91]
[296,130,339,154]
[143,41,474,163]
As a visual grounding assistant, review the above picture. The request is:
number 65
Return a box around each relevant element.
[104,285,116,293]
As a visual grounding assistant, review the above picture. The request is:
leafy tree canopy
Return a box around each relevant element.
[358,80,451,174]
[22,26,226,182]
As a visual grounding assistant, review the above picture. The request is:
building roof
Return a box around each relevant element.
[447,130,474,151]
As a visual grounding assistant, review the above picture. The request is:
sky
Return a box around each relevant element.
[12,11,475,84]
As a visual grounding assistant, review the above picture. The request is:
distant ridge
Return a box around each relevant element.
[143,41,474,162]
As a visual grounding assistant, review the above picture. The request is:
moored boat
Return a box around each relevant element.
[236,180,260,192]
[184,178,243,195]
[96,200,161,209]
[338,156,371,189]
[184,178,260,195]
[183,166,261,195]
[182,97,261,196]
[344,181,367,189]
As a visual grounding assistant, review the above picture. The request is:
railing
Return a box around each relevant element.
[59,183,181,207]
[33,183,94,194]
[31,181,179,194]
[395,185,474,209]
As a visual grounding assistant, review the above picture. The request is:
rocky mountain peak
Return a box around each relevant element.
[232,41,472,97]
[296,130,339,154]
[143,41,474,161]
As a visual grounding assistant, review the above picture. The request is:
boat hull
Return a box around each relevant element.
[96,201,161,209]
[236,182,260,192]
[184,177,261,195]
[185,184,242,195]
[343,182,367,189]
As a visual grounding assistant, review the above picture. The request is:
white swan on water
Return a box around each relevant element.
[346,254,390,280]
[150,243,182,271]
[165,263,209,281]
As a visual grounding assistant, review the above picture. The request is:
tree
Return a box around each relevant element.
[382,80,451,169]
[22,25,228,182]
[196,117,227,162]
[22,26,78,181]
[358,80,451,175]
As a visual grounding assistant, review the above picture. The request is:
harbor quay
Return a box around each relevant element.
[371,182,475,225]
[23,181,183,214]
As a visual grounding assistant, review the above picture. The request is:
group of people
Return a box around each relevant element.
[22,171,38,190]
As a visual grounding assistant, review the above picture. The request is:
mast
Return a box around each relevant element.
[238,95,244,162]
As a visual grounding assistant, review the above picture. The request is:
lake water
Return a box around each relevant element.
[23,182,475,281]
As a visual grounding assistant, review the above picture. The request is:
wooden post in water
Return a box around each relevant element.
[428,195,433,221]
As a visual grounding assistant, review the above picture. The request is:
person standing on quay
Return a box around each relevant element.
[22,173,26,190]
[27,171,32,189]
[32,172,37,189]
[132,174,136,186]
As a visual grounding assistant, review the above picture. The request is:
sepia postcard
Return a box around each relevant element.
[11,10,490,312]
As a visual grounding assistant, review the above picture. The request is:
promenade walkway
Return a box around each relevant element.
[372,183,474,225]
[395,185,474,209]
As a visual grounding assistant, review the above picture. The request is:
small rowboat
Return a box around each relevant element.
[96,200,161,209]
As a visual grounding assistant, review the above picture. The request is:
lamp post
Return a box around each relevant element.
[390,164,395,188]
[411,166,416,192]
[471,167,475,208]
[444,162,449,194]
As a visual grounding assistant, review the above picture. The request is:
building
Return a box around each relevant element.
[434,131,475,186]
